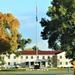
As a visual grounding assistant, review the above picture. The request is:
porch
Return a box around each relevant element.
[20,59,47,69]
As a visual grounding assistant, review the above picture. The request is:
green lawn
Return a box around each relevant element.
[0,68,73,74]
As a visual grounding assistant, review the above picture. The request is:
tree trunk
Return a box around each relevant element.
[74,69,75,75]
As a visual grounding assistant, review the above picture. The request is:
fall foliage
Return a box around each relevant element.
[0,12,20,53]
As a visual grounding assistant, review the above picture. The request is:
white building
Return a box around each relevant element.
[3,50,73,68]
[57,51,72,68]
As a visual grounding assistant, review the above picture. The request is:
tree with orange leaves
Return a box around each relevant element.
[0,12,20,54]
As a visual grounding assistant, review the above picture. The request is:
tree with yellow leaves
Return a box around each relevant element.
[0,12,20,54]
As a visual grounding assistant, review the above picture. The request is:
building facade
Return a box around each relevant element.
[57,51,72,68]
[3,50,73,68]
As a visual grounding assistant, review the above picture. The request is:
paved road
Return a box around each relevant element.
[0,72,73,75]
[0,74,56,75]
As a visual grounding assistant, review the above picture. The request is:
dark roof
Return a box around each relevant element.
[20,50,62,55]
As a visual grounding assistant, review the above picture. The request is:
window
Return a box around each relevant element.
[31,56,33,59]
[60,62,62,65]
[8,55,10,59]
[65,62,68,65]
[37,56,39,59]
[21,56,23,59]
[42,56,45,59]
[14,62,16,65]
[26,56,28,59]
[48,56,50,59]
[8,62,10,65]
[60,56,62,59]
[14,56,16,59]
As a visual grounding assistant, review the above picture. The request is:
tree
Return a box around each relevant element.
[0,38,11,54]
[0,56,6,70]
[40,0,75,74]
[0,56,6,65]
[53,43,61,50]
[32,46,39,51]
[51,55,58,67]
[25,48,33,51]
[17,33,32,50]
[40,0,75,58]
[15,51,21,57]
[0,12,20,54]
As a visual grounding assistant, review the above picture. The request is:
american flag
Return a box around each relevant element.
[36,5,38,21]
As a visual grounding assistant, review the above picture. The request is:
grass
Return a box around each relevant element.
[0,68,73,74]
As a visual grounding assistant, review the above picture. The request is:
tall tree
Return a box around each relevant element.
[0,12,20,54]
[40,0,75,74]
[17,33,32,50]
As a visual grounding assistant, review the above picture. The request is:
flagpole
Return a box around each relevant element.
[36,19,38,61]
[36,2,38,61]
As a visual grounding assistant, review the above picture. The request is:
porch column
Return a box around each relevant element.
[29,62,31,68]
[45,62,48,67]
[40,62,42,68]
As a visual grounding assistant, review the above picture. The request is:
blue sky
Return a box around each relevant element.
[0,0,52,50]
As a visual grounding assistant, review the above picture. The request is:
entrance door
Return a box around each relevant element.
[42,61,45,67]
[34,62,40,69]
